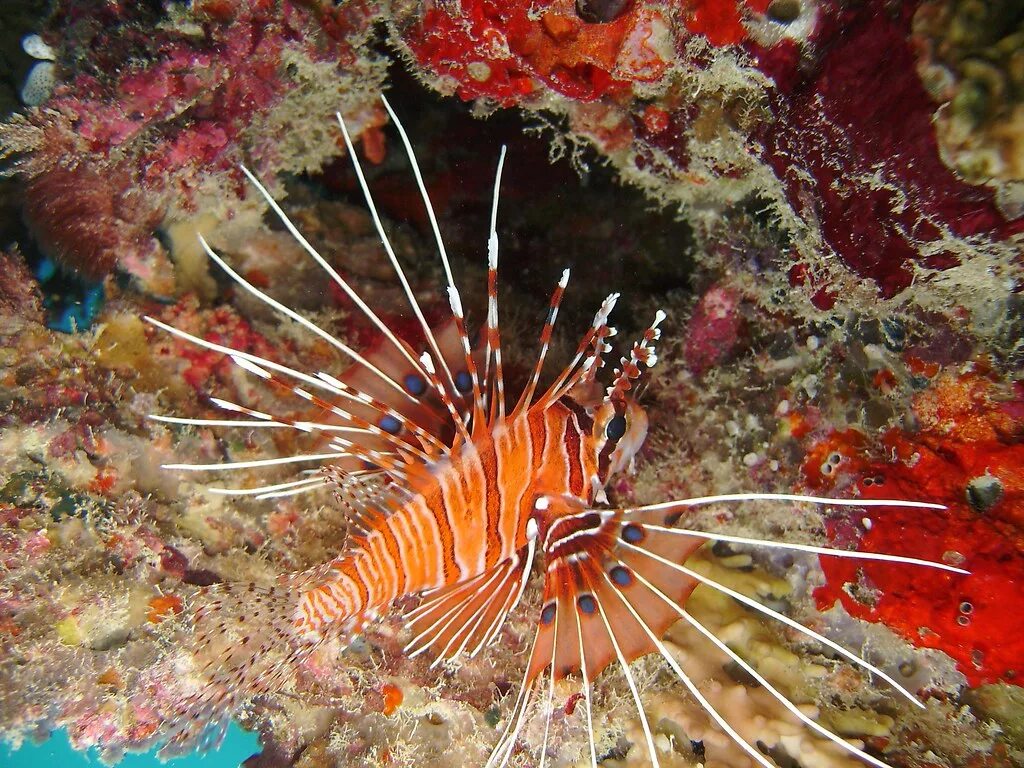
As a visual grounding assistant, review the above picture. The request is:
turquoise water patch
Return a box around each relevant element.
[2,723,260,767]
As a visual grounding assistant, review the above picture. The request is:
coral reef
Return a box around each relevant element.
[2,1,1020,314]
[628,272,1024,762]
[0,1,1022,767]
[0,0,388,295]
[4,223,1021,765]
[391,0,1023,313]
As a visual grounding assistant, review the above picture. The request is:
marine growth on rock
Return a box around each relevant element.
[0,2,1021,768]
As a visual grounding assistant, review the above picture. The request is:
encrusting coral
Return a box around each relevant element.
[913,0,1024,201]
[0,0,389,297]
[2,1,1021,312]
[0,2,1022,767]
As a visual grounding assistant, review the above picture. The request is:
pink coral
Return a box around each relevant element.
[147,299,280,393]
[0,250,44,323]
[22,163,162,280]
[683,283,743,375]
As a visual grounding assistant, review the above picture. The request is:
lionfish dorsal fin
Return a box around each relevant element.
[334,107,480,445]
[604,309,666,402]
[322,466,411,537]
[509,267,571,419]
[379,95,488,431]
[148,100,512,499]
[330,317,482,453]
[481,146,508,424]
[333,100,511,444]
[532,293,619,411]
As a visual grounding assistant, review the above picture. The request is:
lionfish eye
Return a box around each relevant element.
[606,414,627,441]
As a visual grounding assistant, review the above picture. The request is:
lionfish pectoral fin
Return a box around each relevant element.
[158,580,316,759]
[404,547,534,664]
[598,492,971,767]
[595,544,781,768]
[321,467,409,539]
[491,492,939,768]
[149,97,503,500]
[486,518,707,768]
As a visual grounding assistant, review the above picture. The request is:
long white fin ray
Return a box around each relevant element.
[582,568,661,768]
[599,566,776,768]
[620,539,926,709]
[198,235,424,411]
[635,521,968,574]
[238,164,432,387]
[206,476,326,497]
[335,111,472,442]
[379,95,486,423]
[624,559,900,768]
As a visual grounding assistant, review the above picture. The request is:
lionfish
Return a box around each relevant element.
[147,96,967,767]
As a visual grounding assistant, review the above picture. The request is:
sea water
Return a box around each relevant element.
[2,723,260,767]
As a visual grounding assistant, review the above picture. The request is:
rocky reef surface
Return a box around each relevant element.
[0,1,1022,767]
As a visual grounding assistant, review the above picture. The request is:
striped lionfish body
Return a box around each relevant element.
[149,97,970,767]
[300,399,609,640]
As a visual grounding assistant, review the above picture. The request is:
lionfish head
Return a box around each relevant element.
[592,395,649,479]
[586,308,666,483]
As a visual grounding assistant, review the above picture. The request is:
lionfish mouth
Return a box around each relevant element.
[146,95,969,768]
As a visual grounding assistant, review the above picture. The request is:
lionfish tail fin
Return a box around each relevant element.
[158,580,315,758]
